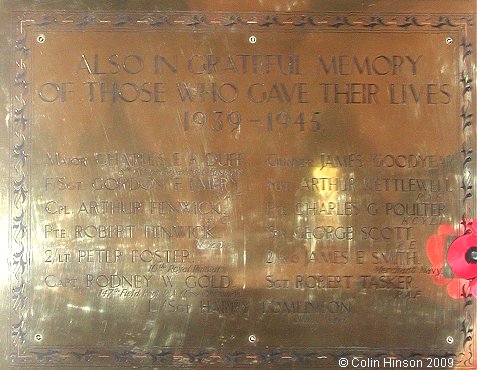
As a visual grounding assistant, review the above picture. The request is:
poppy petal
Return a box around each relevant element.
[447,279,468,299]
[427,234,445,266]
[448,234,477,279]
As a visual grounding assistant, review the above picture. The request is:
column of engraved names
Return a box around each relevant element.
[260,48,458,329]
[33,46,249,326]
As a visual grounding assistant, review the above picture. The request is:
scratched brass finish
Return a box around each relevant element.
[0,1,476,369]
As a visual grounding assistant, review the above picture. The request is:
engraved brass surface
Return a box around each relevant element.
[0,1,476,368]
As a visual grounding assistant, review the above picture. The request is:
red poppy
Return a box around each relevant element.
[426,223,474,299]
[446,221,477,297]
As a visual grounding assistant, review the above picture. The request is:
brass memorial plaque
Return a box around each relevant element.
[0,1,476,368]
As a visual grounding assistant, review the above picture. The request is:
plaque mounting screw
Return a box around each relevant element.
[249,35,257,44]
[35,334,42,341]
[446,37,453,45]
[248,334,257,343]
[37,34,45,44]
[446,336,454,344]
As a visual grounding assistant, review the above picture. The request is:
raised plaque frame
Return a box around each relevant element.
[2,3,477,369]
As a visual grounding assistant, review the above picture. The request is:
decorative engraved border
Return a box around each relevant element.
[458,13,475,368]
[9,11,476,368]
[11,13,30,360]
[11,12,474,30]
